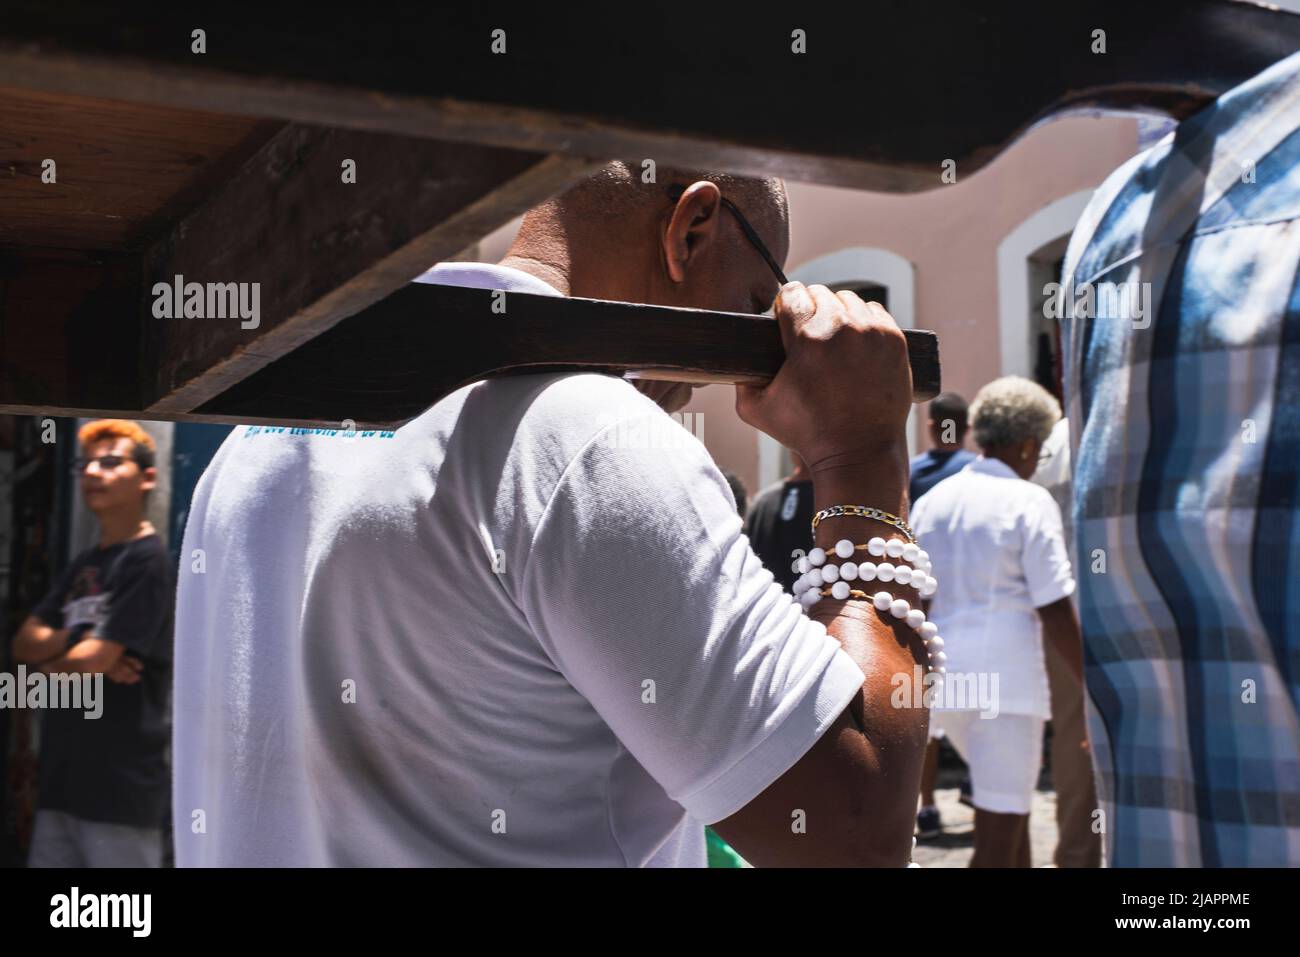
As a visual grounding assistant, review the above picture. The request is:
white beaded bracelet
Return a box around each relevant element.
[795,539,937,598]
[793,539,946,674]
[803,537,931,570]
[798,585,947,674]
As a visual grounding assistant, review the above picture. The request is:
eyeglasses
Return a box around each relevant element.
[74,454,131,472]
[665,184,788,287]
[1037,447,1054,466]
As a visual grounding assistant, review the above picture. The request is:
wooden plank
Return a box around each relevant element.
[0,86,279,253]
[0,276,940,427]
[193,285,940,428]
[0,2,1296,192]
[140,130,600,413]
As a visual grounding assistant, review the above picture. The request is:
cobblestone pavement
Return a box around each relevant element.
[912,787,1061,868]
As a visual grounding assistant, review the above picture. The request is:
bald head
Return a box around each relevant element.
[504,160,790,317]
[542,160,787,239]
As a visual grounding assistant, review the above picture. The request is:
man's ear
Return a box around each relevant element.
[140,466,158,494]
[662,181,724,284]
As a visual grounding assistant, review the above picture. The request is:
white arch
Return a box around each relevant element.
[997,189,1094,377]
[757,247,918,489]
[788,247,916,331]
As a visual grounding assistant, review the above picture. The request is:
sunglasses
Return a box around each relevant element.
[665,184,788,287]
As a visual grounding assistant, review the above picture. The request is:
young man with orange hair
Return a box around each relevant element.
[11,419,173,867]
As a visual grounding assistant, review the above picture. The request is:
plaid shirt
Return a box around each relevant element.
[1060,50,1300,867]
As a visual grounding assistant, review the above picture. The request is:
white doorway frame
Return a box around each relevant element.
[997,190,1094,377]
[757,247,918,490]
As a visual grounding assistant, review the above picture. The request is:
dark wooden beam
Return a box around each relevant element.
[1,268,941,428]
[139,129,600,414]
[193,285,940,429]
[0,3,1295,193]
[0,249,141,416]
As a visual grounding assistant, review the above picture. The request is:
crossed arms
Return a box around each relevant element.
[12,616,143,683]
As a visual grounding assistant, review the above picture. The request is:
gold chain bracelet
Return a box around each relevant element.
[811,505,915,543]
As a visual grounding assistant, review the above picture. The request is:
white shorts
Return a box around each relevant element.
[929,710,1044,815]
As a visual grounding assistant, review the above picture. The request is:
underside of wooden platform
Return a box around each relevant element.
[1,1,1297,426]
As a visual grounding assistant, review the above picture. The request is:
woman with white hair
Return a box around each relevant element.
[910,376,1086,867]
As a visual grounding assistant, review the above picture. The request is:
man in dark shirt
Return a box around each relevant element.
[908,392,977,505]
[11,419,173,867]
[743,452,813,593]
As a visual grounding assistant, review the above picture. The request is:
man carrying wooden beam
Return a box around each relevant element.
[172,162,932,866]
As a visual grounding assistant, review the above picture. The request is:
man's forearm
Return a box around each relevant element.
[35,635,124,675]
[36,652,94,675]
[1040,597,1085,684]
[807,441,930,862]
[12,623,70,665]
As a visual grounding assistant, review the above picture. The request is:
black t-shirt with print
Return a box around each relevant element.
[743,480,815,593]
[31,533,173,828]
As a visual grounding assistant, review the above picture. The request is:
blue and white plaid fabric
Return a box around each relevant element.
[1060,49,1300,867]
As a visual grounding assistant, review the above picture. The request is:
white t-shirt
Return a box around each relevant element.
[172,262,865,867]
[910,456,1075,718]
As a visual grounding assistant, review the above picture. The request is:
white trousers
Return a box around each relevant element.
[930,710,1045,815]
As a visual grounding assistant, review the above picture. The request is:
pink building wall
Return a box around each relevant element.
[477,114,1139,502]
[783,116,1137,422]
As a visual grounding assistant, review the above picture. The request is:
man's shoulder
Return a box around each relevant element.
[66,536,161,574]
[513,370,651,419]
[378,370,656,457]
[125,532,169,563]
[453,372,715,506]
[111,534,171,578]
[476,371,663,449]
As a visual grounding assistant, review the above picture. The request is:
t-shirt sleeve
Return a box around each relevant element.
[100,548,173,660]
[30,563,74,627]
[518,422,866,825]
[1020,488,1076,608]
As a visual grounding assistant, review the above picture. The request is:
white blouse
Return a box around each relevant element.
[910,455,1075,718]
